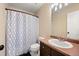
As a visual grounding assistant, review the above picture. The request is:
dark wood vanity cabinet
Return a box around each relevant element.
[40,42,65,56]
[40,42,50,56]
[50,49,65,56]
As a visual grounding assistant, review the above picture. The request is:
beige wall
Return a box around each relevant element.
[36,4,52,37]
[0,3,6,56]
[52,3,79,37]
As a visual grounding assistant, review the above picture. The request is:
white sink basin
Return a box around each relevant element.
[48,39,73,48]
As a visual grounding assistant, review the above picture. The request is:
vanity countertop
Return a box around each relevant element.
[39,36,79,56]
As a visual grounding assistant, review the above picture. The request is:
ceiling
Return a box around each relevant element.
[7,3,43,13]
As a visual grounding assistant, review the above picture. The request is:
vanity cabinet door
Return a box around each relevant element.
[50,49,65,56]
[40,42,50,56]
[40,42,66,56]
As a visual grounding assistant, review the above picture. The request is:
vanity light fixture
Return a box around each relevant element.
[54,3,58,6]
[51,3,58,9]
[51,3,69,12]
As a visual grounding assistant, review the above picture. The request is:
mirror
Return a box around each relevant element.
[67,11,79,39]
[51,3,79,40]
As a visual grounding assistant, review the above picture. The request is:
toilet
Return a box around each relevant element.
[30,43,40,56]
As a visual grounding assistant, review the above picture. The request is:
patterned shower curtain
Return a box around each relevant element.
[6,10,39,56]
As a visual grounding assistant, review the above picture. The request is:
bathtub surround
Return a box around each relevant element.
[6,9,39,56]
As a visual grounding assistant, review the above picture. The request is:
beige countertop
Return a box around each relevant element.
[39,36,79,56]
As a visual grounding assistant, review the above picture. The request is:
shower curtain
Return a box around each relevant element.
[6,10,39,56]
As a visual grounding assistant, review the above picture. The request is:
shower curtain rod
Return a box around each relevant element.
[5,8,38,18]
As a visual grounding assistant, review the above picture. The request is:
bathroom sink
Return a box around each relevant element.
[48,39,73,48]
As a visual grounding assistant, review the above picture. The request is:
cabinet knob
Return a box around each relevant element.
[43,46,44,48]
[0,45,4,51]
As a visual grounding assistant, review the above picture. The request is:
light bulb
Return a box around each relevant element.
[55,6,57,11]
[51,4,55,9]
[59,4,62,9]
